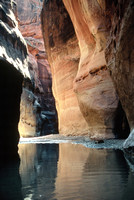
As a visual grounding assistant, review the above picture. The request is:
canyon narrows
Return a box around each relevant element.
[16,0,58,137]
[1,1,134,199]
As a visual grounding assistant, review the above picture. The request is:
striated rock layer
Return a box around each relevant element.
[41,0,130,139]
[16,0,58,136]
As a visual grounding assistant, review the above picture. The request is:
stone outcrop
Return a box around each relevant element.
[0,0,29,158]
[41,0,130,139]
[15,0,58,136]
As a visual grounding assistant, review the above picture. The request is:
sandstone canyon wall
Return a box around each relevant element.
[104,0,134,148]
[41,0,131,139]
[0,0,29,157]
[41,0,89,136]
[15,0,58,136]
[62,0,119,139]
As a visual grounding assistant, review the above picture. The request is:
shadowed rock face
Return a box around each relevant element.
[41,0,130,139]
[0,0,29,158]
[104,0,134,147]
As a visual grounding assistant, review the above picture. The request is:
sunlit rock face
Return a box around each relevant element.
[15,0,58,136]
[41,0,128,138]
[0,0,28,158]
[41,0,89,135]
[62,0,119,139]
[104,0,134,147]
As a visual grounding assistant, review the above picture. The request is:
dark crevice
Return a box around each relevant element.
[114,101,130,139]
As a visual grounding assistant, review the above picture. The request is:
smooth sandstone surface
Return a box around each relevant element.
[41,0,89,136]
[41,0,134,141]
[63,0,119,139]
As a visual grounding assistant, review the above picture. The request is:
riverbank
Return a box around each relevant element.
[19,134,125,149]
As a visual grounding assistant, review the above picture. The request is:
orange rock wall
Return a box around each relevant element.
[41,0,89,135]
[41,0,127,139]
[62,0,119,139]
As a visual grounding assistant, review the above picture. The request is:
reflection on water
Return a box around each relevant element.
[18,143,134,200]
[1,143,134,200]
[54,144,132,200]
[18,144,59,200]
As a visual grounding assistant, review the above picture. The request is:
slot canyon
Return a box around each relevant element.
[1,1,134,199]
[0,0,134,155]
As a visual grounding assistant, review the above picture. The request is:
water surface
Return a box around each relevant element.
[18,143,134,200]
[1,143,134,200]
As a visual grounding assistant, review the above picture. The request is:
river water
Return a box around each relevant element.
[0,143,134,200]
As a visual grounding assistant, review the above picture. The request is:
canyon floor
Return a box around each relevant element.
[19,134,125,149]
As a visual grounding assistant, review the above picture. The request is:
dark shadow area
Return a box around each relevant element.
[0,59,23,159]
[37,61,58,136]
[0,159,23,200]
[114,101,130,139]
[40,110,58,136]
